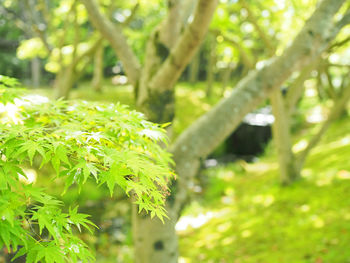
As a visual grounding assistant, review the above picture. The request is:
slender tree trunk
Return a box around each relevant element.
[221,62,234,95]
[270,63,315,183]
[133,1,219,262]
[53,37,103,99]
[206,34,216,98]
[132,207,178,263]
[296,84,350,170]
[31,57,40,88]
[53,66,76,99]
[92,43,104,92]
[189,50,200,84]
[270,89,298,184]
[285,63,315,115]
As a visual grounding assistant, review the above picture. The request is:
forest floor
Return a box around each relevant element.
[178,115,350,263]
[30,81,350,262]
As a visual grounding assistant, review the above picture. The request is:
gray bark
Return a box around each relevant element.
[92,43,104,92]
[206,34,216,98]
[132,207,178,263]
[54,37,103,99]
[81,0,141,85]
[31,57,41,88]
[189,50,200,84]
[146,0,219,95]
[221,63,235,93]
[270,89,298,184]
[297,83,350,170]
[131,1,219,261]
[285,63,315,115]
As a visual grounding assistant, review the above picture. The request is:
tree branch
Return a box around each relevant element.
[170,0,347,215]
[81,0,141,85]
[284,62,317,115]
[122,2,140,27]
[158,0,184,49]
[239,0,276,55]
[148,0,219,93]
[211,29,255,69]
[296,83,350,169]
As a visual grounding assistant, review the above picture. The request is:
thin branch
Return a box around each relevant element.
[239,0,276,55]
[211,29,255,69]
[296,83,350,169]
[81,0,141,86]
[324,64,337,99]
[284,62,315,115]
[327,63,350,68]
[328,36,350,51]
[121,2,140,27]
[148,0,219,93]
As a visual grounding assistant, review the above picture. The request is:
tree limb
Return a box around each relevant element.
[148,0,219,93]
[211,29,255,69]
[81,0,141,86]
[296,83,350,169]
[170,0,347,215]
[239,0,276,55]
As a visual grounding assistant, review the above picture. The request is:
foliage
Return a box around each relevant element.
[0,76,174,262]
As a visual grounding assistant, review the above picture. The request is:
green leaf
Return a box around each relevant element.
[51,155,60,175]
[16,141,40,165]
[55,144,70,166]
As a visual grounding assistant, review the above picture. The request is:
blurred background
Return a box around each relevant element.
[1,0,350,262]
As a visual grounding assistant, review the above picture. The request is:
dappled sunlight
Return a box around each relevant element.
[221,187,235,205]
[243,112,274,126]
[309,215,325,229]
[306,105,327,123]
[176,212,215,232]
[252,194,275,207]
[18,168,37,184]
[0,94,50,125]
[0,102,22,124]
[244,161,278,175]
[293,139,308,152]
[336,170,350,180]
[299,204,310,213]
[241,229,252,238]
[176,88,211,112]
[305,86,317,97]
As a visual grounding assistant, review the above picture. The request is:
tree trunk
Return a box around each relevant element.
[92,43,104,92]
[53,66,76,99]
[270,62,316,184]
[221,63,234,95]
[189,50,200,84]
[296,84,350,170]
[31,57,41,88]
[206,34,216,98]
[270,89,298,184]
[133,0,219,260]
[285,63,315,115]
[132,207,178,263]
[53,37,103,99]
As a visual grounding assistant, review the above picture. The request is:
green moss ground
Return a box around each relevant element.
[178,117,350,263]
